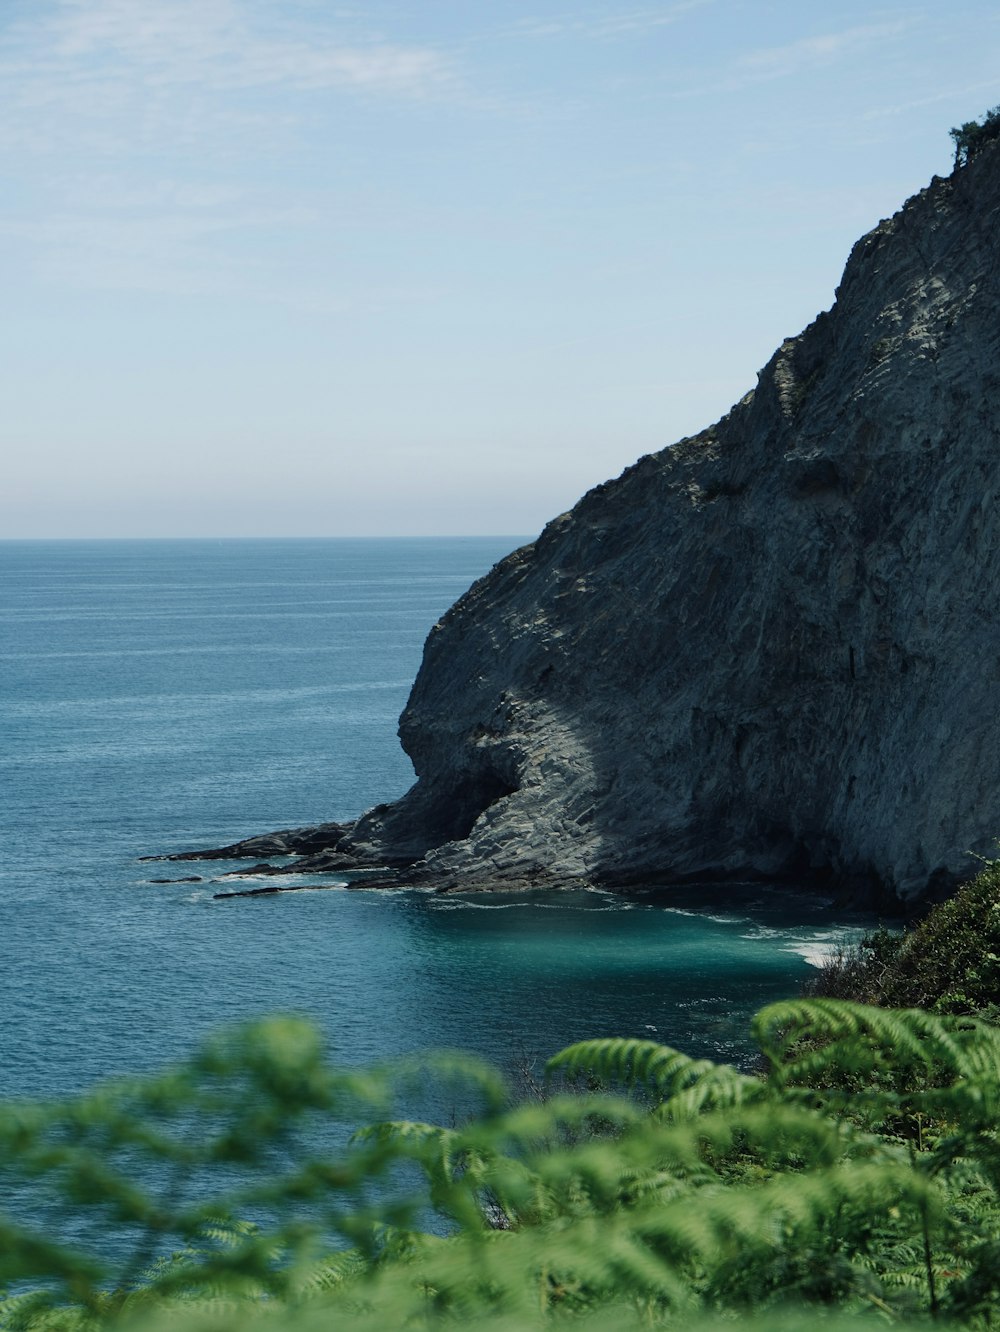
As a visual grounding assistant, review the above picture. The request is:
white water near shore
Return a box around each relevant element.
[0,539,880,1106]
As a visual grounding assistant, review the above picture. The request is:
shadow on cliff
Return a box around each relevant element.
[346,148,1000,909]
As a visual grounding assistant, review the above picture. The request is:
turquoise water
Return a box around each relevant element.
[0,538,869,1103]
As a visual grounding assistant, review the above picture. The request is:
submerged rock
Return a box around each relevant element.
[213,882,345,900]
[342,146,1000,906]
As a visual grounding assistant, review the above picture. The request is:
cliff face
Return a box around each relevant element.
[349,147,1000,904]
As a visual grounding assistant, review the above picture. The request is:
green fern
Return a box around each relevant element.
[6,1002,1000,1328]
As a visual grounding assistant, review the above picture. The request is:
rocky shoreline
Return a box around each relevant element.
[139,818,585,896]
[141,816,907,910]
[146,144,1000,910]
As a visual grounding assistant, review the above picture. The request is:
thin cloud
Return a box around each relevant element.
[505,1,712,42]
[40,0,452,94]
[0,0,455,158]
[0,2,462,306]
[0,179,445,314]
[736,21,910,80]
[668,17,915,99]
[862,80,1000,121]
[1,198,319,296]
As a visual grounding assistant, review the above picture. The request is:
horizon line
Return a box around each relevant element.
[0,533,533,541]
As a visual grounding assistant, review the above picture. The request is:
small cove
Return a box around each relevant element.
[0,538,878,1104]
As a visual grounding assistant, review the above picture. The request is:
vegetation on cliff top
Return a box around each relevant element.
[950,105,1000,167]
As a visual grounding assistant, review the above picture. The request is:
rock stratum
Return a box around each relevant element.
[165,147,1000,906]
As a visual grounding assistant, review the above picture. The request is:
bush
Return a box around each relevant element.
[880,861,1000,1014]
[950,106,1000,167]
[806,927,903,1004]
[809,862,1000,1019]
[5,1002,1000,1328]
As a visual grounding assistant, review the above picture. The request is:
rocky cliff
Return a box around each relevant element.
[163,145,1000,906]
[342,145,1000,905]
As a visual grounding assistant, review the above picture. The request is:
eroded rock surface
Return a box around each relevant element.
[160,147,1000,905]
[345,148,1000,904]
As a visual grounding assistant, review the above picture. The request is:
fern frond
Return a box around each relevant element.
[753,999,972,1086]
[547,1038,763,1118]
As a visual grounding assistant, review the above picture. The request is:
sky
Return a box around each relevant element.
[3,1,999,539]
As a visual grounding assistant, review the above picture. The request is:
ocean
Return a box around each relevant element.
[0,537,869,1105]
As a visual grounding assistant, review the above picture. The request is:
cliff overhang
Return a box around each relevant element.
[156,145,1000,909]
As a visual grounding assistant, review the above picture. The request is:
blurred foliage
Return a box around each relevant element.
[6,997,1000,1327]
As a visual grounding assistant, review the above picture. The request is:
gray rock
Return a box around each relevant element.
[345,146,1000,905]
[213,883,345,900]
[140,821,354,862]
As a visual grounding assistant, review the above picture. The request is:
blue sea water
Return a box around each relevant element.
[0,538,868,1107]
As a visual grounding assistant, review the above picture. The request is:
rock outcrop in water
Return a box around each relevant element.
[165,146,1000,906]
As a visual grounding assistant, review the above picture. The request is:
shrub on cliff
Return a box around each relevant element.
[809,860,1000,1018]
[950,105,1000,167]
[877,861,1000,1014]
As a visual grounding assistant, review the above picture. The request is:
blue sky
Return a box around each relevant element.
[3,0,998,538]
